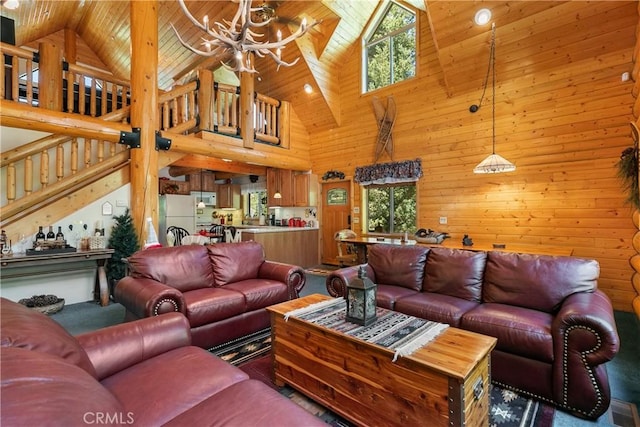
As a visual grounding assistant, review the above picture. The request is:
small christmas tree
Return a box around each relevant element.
[106,209,140,295]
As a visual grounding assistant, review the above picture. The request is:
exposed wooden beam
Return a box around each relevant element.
[162,130,311,170]
[167,166,202,177]
[172,154,267,175]
[0,100,128,141]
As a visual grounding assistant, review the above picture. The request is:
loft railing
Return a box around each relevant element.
[1,42,286,145]
[65,62,131,117]
[0,41,289,215]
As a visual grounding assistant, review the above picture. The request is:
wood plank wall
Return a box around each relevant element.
[307,2,638,312]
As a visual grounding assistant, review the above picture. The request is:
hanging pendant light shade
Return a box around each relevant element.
[473,23,515,174]
[473,153,516,173]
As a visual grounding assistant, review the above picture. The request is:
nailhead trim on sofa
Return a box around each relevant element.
[153,298,179,316]
[562,324,604,418]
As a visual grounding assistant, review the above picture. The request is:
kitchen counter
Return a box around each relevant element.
[198,224,318,233]
[240,227,319,267]
[235,225,318,233]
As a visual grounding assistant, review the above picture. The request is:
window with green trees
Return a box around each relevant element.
[364,2,416,93]
[366,183,417,234]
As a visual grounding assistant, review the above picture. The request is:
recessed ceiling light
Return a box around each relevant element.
[2,0,19,10]
[303,83,313,94]
[474,8,491,26]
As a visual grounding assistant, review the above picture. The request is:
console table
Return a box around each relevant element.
[342,236,573,264]
[0,249,115,306]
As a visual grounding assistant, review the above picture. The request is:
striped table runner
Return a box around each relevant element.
[285,298,448,362]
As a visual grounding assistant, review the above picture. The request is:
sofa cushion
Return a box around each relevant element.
[1,347,125,426]
[225,279,289,311]
[483,251,599,312]
[0,298,97,377]
[183,288,246,328]
[367,244,429,292]
[376,285,420,310]
[394,293,479,327]
[102,346,249,426]
[208,242,265,286]
[128,245,214,293]
[423,248,486,302]
[461,303,554,363]
[163,379,326,427]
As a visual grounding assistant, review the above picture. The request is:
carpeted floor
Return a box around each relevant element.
[50,272,640,426]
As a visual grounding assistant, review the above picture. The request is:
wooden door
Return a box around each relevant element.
[321,180,351,265]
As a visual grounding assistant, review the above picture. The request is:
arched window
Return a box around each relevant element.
[363,2,416,93]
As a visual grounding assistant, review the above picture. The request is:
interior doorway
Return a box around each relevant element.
[320,180,352,265]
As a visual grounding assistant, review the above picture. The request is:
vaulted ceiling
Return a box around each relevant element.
[2,1,636,135]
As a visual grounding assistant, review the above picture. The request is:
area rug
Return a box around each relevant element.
[211,329,555,427]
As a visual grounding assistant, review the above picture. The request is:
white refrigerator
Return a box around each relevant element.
[159,194,196,245]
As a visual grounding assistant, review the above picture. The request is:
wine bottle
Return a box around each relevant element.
[46,226,55,240]
[56,226,65,241]
[36,226,46,242]
[0,230,6,252]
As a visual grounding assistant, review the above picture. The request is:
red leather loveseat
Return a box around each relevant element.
[115,241,306,349]
[326,244,620,420]
[0,297,324,426]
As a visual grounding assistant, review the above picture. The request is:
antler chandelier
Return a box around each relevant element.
[172,0,316,73]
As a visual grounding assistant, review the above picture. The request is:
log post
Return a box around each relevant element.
[130,0,159,247]
[198,69,214,131]
[240,66,255,149]
[38,42,63,111]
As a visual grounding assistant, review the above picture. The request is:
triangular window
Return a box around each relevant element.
[363,2,416,93]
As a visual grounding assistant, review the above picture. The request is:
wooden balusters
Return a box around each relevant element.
[6,163,16,203]
[98,140,105,162]
[24,157,33,195]
[40,151,49,188]
[70,139,78,175]
[84,140,92,168]
[56,145,64,181]
[255,92,281,144]
[11,55,19,102]
[25,57,33,105]
[214,82,240,135]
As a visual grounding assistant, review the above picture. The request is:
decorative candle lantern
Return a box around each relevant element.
[345,265,377,326]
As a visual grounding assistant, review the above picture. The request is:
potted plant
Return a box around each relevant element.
[617,122,639,210]
[106,209,140,297]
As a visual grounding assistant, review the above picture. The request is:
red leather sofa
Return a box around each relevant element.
[326,244,620,420]
[115,241,306,349]
[0,297,324,426]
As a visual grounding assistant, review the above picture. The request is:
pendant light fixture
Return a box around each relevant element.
[197,170,206,208]
[473,23,516,174]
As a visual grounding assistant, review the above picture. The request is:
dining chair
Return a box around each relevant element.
[166,226,190,246]
[209,225,226,243]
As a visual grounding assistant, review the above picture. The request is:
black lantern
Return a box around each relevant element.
[345,265,377,326]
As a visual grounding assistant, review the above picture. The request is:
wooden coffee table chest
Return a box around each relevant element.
[267,294,497,427]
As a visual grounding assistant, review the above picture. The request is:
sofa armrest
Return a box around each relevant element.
[76,312,192,380]
[551,290,620,418]
[258,261,306,299]
[115,276,186,318]
[325,264,373,297]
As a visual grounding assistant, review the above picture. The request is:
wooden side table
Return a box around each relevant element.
[0,249,115,306]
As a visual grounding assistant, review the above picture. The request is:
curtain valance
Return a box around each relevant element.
[354,159,423,186]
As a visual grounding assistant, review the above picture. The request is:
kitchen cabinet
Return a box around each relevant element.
[294,173,318,207]
[241,229,319,268]
[267,168,293,207]
[159,179,190,195]
[187,172,216,192]
[217,183,241,209]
